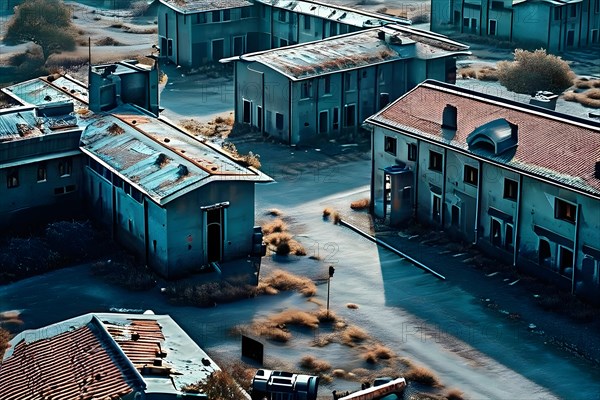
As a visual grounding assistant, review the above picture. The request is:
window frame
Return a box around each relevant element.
[503,178,518,201]
[212,10,221,23]
[300,81,313,99]
[275,112,284,130]
[407,143,417,162]
[222,9,231,21]
[304,15,311,30]
[384,136,397,156]
[555,198,577,223]
[463,165,479,186]
[7,168,19,189]
[37,163,47,183]
[58,158,72,177]
[428,151,443,172]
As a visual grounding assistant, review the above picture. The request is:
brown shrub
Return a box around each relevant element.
[350,198,370,210]
[346,303,359,309]
[264,232,293,246]
[332,369,346,378]
[458,67,477,79]
[405,365,441,387]
[332,211,341,225]
[262,219,288,235]
[477,66,499,81]
[341,325,369,346]
[312,333,336,347]
[362,344,394,363]
[258,269,317,297]
[586,88,600,99]
[314,308,337,322]
[0,328,10,359]
[182,370,247,398]
[266,208,283,216]
[300,356,331,373]
[323,207,333,218]
[95,36,123,46]
[575,79,592,89]
[268,310,319,329]
[445,388,466,400]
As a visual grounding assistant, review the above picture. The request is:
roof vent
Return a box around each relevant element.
[529,91,558,110]
[467,118,518,155]
[177,164,189,178]
[155,153,167,166]
[442,104,457,130]
[131,332,140,341]
[595,161,600,179]
[377,31,385,40]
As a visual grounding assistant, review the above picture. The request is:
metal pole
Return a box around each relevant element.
[327,276,331,317]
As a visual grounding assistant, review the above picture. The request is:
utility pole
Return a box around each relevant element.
[327,265,335,317]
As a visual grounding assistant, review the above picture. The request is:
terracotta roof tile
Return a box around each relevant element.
[104,319,165,367]
[370,82,600,196]
[0,325,136,400]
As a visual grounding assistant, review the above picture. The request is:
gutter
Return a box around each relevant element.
[513,173,523,268]
[473,159,483,244]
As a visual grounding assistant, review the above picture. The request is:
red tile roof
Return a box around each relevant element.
[369,81,600,196]
[0,324,136,400]
[104,319,165,367]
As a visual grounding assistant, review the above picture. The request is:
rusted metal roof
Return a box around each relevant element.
[104,319,165,366]
[160,0,253,12]
[367,80,600,197]
[80,104,271,205]
[0,322,140,400]
[226,25,469,80]
[255,0,411,27]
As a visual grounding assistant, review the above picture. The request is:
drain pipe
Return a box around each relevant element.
[339,219,445,281]
[473,159,482,245]
[512,173,523,269]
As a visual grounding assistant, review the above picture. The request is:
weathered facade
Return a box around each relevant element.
[0,312,222,399]
[223,25,469,144]
[431,0,600,52]
[367,80,600,303]
[0,76,89,230]
[157,0,409,67]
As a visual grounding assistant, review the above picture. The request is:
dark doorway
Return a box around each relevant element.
[319,111,328,134]
[451,205,460,227]
[539,239,551,267]
[206,208,223,263]
[489,20,497,35]
[345,104,355,127]
[212,39,224,61]
[559,247,574,277]
[233,36,245,56]
[243,99,252,124]
[491,219,502,246]
[567,30,575,46]
[432,195,441,223]
[257,106,263,131]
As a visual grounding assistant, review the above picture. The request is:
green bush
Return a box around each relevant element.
[497,49,575,95]
[4,0,76,59]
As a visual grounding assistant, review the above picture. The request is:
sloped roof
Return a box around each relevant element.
[160,0,252,12]
[367,80,600,197]
[2,75,88,109]
[0,319,142,400]
[80,104,271,205]
[223,25,469,80]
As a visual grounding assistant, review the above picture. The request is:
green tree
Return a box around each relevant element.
[497,49,575,95]
[3,0,76,60]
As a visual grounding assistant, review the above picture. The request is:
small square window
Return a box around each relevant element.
[241,7,252,18]
[212,10,221,22]
[304,15,311,30]
[300,81,313,99]
[278,10,287,22]
[276,113,284,130]
[223,9,231,21]
[554,7,561,20]
[555,198,577,223]
[384,136,397,156]
[323,76,331,94]
[407,143,417,161]
[58,158,72,177]
[429,151,443,172]
[503,178,518,200]
[195,13,207,24]
[464,165,478,186]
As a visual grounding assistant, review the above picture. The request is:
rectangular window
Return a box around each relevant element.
[319,111,328,134]
[241,7,252,18]
[54,187,65,195]
[332,108,339,130]
[489,19,497,35]
[554,7,561,20]
[58,158,72,177]
[276,113,284,130]
[195,13,207,24]
[212,10,221,23]
[491,0,503,9]
[407,143,417,161]
[344,72,354,91]
[432,194,442,223]
[379,93,390,109]
[505,224,514,251]
[464,165,478,186]
[223,9,231,21]
[323,75,331,94]
[559,246,574,277]
[344,104,355,127]
[300,81,313,99]
[65,184,76,193]
[384,136,397,156]
[278,10,287,22]
[37,164,47,182]
[429,151,443,172]
[503,178,518,200]
[304,15,311,30]
[596,0,600,13]
[555,198,577,223]
[463,17,469,27]
[569,4,576,17]
[7,169,19,188]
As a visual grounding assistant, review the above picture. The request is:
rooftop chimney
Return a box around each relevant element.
[442,104,457,130]
[378,31,385,40]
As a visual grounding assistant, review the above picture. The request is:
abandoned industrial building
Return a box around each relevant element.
[1,60,270,278]
[0,312,219,399]
[367,80,600,303]
[222,24,470,144]
[431,0,600,52]
[157,0,410,66]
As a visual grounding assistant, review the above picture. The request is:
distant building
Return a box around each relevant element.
[222,25,469,144]
[366,80,600,303]
[0,312,223,399]
[430,0,600,52]
[156,0,409,67]
[0,76,88,230]
[1,60,271,278]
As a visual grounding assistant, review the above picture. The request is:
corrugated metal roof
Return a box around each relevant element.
[0,107,40,142]
[80,104,271,205]
[255,0,411,26]
[160,0,253,12]
[0,323,138,400]
[229,25,469,80]
[367,81,600,197]
[2,75,88,109]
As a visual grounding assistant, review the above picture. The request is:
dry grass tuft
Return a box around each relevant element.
[341,325,369,346]
[95,36,123,46]
[300,356,331,373]
[257,269,317,297]
[563,89,600,108]
[350,198,370,210]
[0,328,10,359]
[264,232,293,246]
[332,210,341,224]
[346,303,359,309]
[361,344,394,364]
[322,207,342,223]
[332,369,347,378]
[312,333,336,347]
[405,365,441,387]
[266,208,283,217]
[262,219,288,235]
[314,308,337,322]
[268,309,320,329]
[445,388,466,400]
[322,207,333,218]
